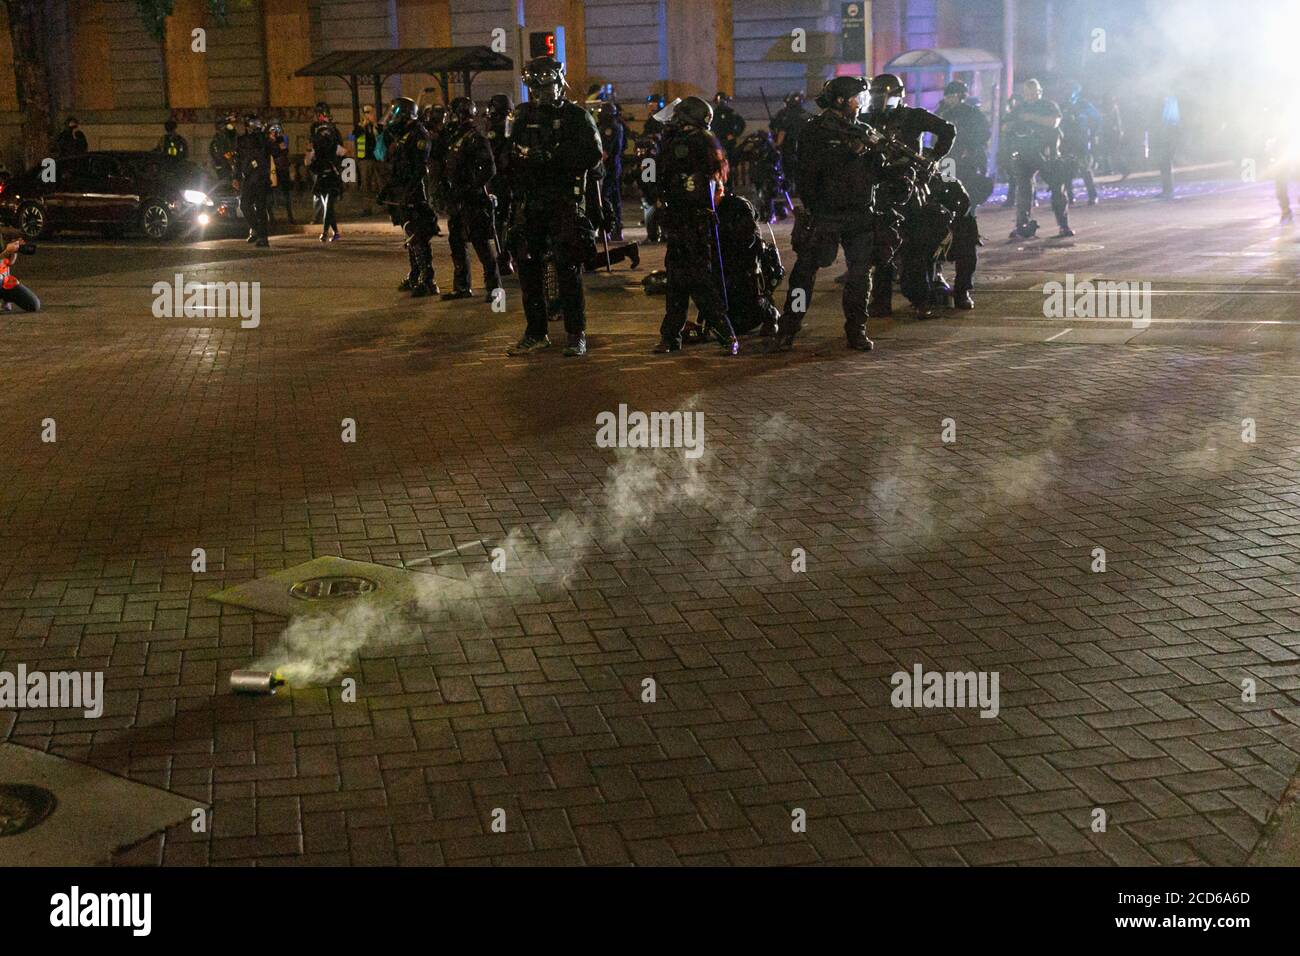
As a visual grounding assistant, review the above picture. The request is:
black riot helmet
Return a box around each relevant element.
[784,91,806,108]
[421,104,449,129]
[524,55,567,105]
[450,96,477,123]
[243,114,264,132]
[386,96,419,131]
[314,101,332,122]
[868,73,905,112]
[673,95,714,130]
[488,94,513,120]
[713,91,732,106]
[816,75,871,114]
[943,80,968,99]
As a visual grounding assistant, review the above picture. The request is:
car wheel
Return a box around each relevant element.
[17,201,47,239]
[140,201,172,240]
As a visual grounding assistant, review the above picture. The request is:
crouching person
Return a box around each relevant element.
[1,237,40,313]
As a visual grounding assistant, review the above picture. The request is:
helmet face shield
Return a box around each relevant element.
[672,96,714,130]
[524,58,566,104]
[869,91,901,112]
[386,98,418,129]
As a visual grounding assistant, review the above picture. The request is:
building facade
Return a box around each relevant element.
[1,0,1040,170]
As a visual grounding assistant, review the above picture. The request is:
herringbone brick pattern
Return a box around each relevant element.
[3,319,1299,865]
[2,179,1300,865]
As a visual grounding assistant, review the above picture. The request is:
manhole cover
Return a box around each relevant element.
[0,784,57,837]
[289,575,378,601]
[208,556,474,618]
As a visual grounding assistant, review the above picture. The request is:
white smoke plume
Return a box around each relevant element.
[253,409,815,687]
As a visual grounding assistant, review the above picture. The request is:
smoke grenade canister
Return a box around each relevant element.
[230,670,286,695]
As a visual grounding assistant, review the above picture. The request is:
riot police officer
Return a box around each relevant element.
[308,103,344,241]
[423,105,453,224]
[936,80,991,309]
[712,92,746,167]
[381,96,440,297]
[486,94,515,274]
[441,96,502,301]
[652,95,737,355]
[1006,78,1073,238]
[770,91,811,192]
[736,129,787,223]
[635,128,663,242]
[235,114,274,247]
[1061,83,1100,206]
[768,76,906,352]
[505,56,603,357]
[863,73,955,320]
[643,94,668,137]
[596,100,626,240]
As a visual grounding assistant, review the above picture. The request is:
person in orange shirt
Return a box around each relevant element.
[0,236,40,313]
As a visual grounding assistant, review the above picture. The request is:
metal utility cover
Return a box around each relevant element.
[0,744,201,866]
[205,556,472,618]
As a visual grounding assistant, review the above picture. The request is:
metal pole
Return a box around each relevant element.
[863,0,874,77]
[1003,0,1016,99]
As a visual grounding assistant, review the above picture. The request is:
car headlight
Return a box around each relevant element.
[183,189,213,206]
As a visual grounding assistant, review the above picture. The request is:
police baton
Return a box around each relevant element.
[707,179,740,355]
[594,177,613,272]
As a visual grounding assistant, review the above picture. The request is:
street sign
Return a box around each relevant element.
[842,2,865,60]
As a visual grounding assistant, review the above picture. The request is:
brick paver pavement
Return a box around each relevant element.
[1,177,1299,865]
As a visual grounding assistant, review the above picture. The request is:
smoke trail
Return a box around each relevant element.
[253,409,815,686]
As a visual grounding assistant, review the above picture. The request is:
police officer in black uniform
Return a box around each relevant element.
[737,129,787,223]
[596,100,626,241]
[505,56,604,357]
[235,114,274,247]
[652,95,737,355]
[712,92,746,168]
[936,80,990,309]
[863,73,955,321]
[1006,78,1074,238]
[422,105,452,226]
[643,94,667,137]
[635,127,663,242]
[770,91,811,193]
[1061,83,1100,206]
[767,76,908,352]
[441,96,502,301]
[486,94,515,274]
[380,96,440,297]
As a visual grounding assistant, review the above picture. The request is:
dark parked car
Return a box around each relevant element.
[0,151,240,240]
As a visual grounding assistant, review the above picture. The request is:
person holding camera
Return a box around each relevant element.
[0,237,40,313]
